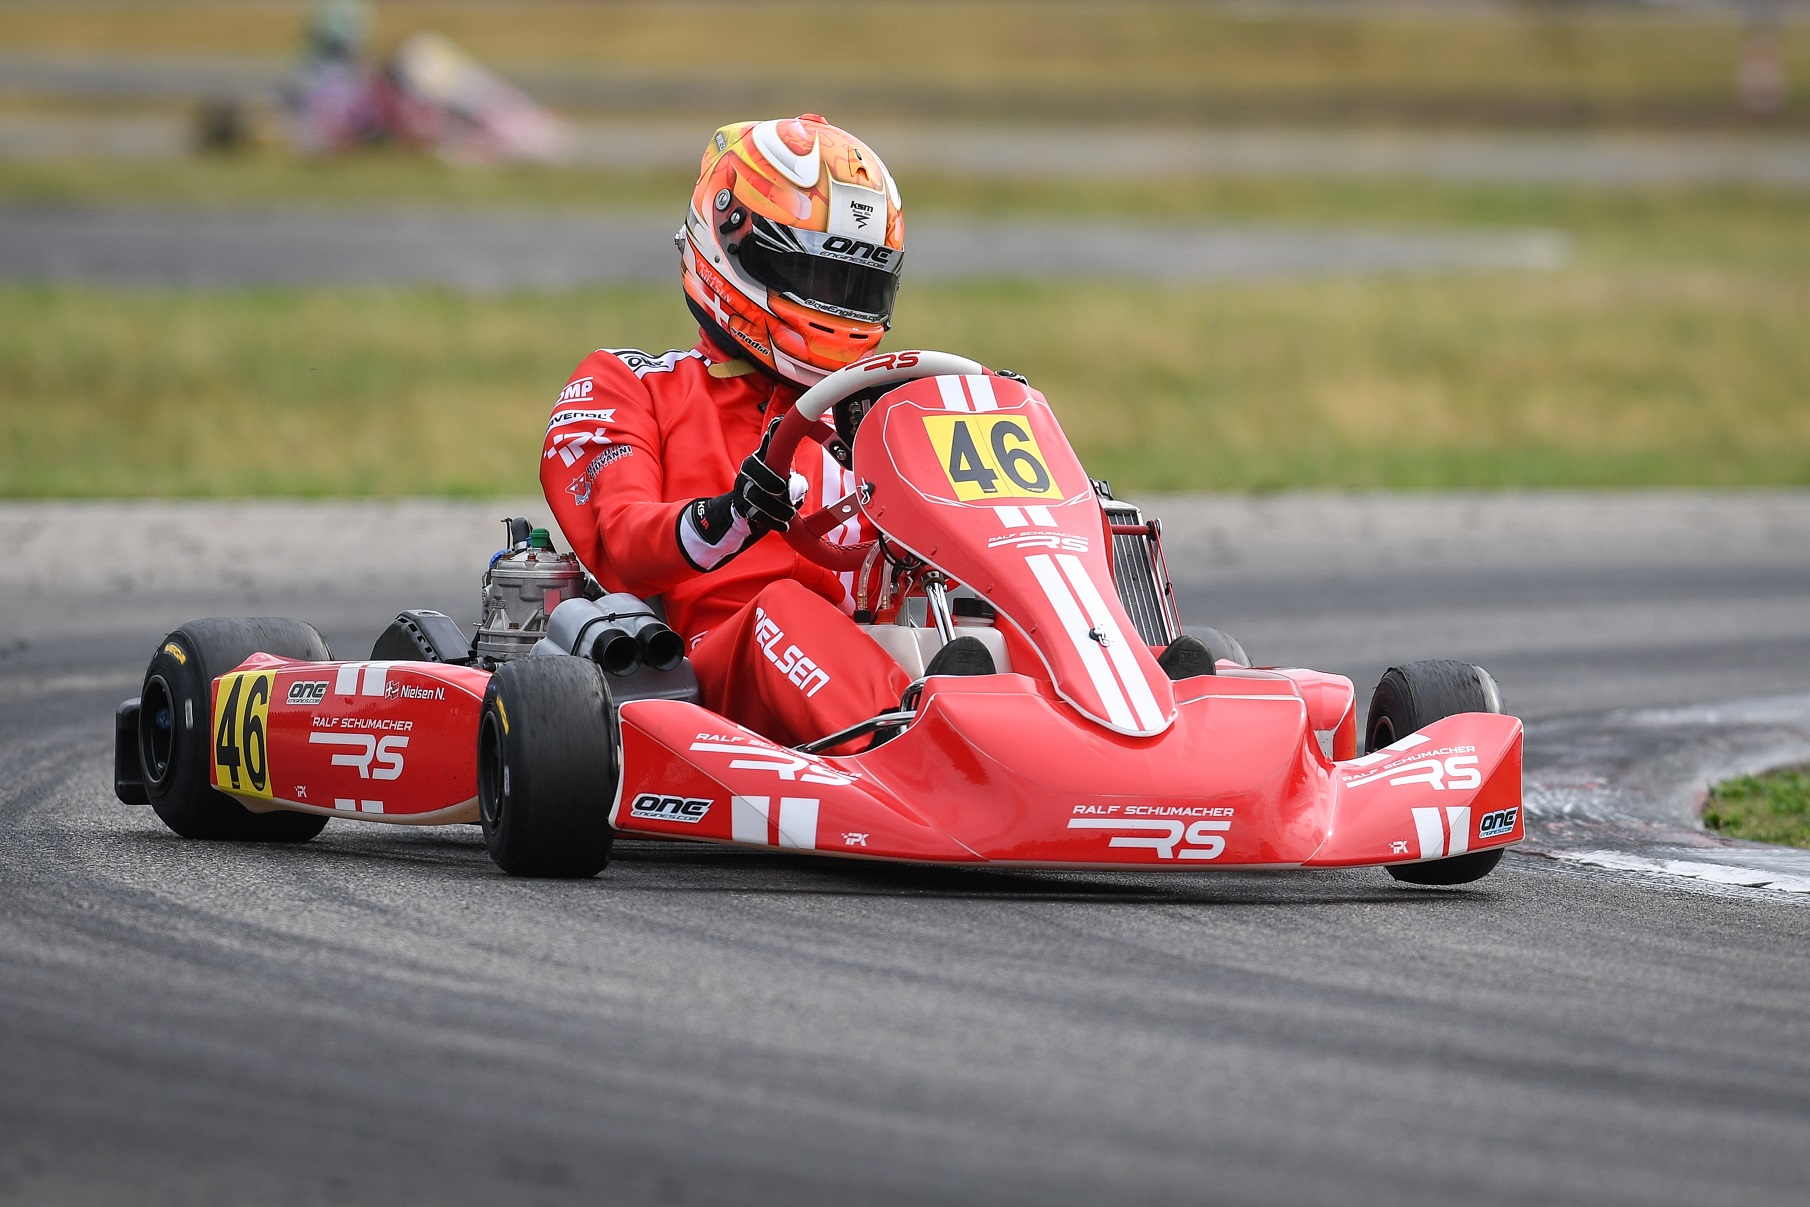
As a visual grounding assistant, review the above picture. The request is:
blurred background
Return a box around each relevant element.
[0,0,1805,498]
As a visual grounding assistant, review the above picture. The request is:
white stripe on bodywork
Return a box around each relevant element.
[1068,817,1182,859]
[964,375,998,411]
[776,798,820,850]
[996,506,1027,528]
[936,376,971,412]
[1445,806,1472,856]
[732,795,770,845]
[1055,553,1167,732]
[1024,554,1136,731]
[335,664,359,696]
[1411,807,1446,859]
[1345,732,1431,768]
[1025,505,1056,527]
[361,664,390,697]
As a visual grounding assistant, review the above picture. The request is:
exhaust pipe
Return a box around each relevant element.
[546,596,683,676]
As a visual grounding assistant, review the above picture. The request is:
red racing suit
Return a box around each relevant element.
[540,336,909,747]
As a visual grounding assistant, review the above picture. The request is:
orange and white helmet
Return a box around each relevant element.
[679,114,904,385]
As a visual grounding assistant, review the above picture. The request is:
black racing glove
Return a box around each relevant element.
[677,419,804,571]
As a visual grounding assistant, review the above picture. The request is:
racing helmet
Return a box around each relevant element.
[679,114,904,386]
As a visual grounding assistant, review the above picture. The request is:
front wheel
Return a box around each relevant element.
[1388,848,1504,886]
[1182,626,1251,669]
[478,656,618,878]
[1366,659,1506,887]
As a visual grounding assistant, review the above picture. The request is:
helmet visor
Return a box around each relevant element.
[737,216,902,324]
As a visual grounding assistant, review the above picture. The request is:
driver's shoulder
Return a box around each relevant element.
[596,346,709,382]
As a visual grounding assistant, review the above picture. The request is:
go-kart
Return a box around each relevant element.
[114,351,1523,885]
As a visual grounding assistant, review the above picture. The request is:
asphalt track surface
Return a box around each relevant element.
[0,204,1565,290]
[4,59,1810,187]
[4,493,1810,1205]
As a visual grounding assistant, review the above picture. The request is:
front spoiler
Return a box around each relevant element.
[613,673,1524,871]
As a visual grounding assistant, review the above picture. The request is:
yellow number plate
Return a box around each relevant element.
[212,669,275,799]
[922,414,1061,502]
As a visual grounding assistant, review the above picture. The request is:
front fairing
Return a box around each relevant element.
[851,374,1176,738]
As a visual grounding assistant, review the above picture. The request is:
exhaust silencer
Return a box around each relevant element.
[546,595,683,676]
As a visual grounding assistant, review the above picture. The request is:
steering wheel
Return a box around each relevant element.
[763,350,988,570]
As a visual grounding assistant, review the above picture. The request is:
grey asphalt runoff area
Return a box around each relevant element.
[6,53,1810,187]
[0,204,1566,289]
[4,491,1810,1205]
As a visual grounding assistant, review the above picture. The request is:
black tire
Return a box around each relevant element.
[1388,847,1505,886]
[478,656,618,878]
[1182,625,1251,669]
[1365,659,1506,887]
[140,618,334,843]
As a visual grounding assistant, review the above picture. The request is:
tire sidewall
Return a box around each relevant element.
[478,677,520,860]
[142,634,217,834]
[140,619,332,843]
[479,657,618,879]
[1366,659,1507,887]
[1366,660,1498,755]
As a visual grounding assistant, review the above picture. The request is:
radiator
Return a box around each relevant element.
[1102,499,1181,647]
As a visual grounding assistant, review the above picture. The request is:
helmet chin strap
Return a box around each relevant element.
[685,296,840,391]
[686,298,777,381]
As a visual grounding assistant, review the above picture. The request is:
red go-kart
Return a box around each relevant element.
[115,351,1523,886]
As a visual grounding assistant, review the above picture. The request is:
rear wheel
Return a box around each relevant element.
[478,656,618,878]
[1182,626,1251,669]
[141,618,333,843]
[1366,659,1506,887]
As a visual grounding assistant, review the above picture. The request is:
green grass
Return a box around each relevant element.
[4,1,1807,127]
[4,265,1806,497]
[3,160,1806,498]
[1704,768,1810,849]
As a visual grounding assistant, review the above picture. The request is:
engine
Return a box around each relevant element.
[474,520,591,663]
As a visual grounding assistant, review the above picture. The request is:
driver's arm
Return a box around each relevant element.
[540,350,801,598]
[540,350,693,598]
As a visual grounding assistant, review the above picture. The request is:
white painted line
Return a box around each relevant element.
[996,505,1026,528]
[335,664,359,696]
[1550,849,1810,894]
[1025,505,1056,527]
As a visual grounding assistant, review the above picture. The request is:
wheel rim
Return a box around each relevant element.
[477,710,506,830]
[140,674,177,787]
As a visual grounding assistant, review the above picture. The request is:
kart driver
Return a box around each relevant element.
[541,115,992,749]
